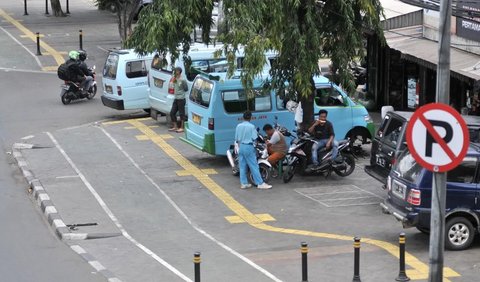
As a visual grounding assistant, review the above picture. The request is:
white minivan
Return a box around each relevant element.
[101,49,154,111]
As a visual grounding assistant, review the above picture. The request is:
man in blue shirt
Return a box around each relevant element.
[235,111,272,189]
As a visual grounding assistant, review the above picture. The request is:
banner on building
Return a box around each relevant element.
[456,1,480,42]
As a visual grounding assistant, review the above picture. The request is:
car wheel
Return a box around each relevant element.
[445,217,475,251]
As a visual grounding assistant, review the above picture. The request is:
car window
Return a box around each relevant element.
[315,86,345,106]
[392,148,423,183]
[223,88,271,113]
[189,78,213,108]
[447,157,477,183]
[378,117,404,147]
[103,53,119,79]
[125,60,148,78]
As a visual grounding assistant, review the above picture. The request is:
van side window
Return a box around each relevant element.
[447,158,477,183]
[315,87,345,106]
[126,60,148,79]
[151,54,165,70]
[222,89,271,113]
[189,78,213,108]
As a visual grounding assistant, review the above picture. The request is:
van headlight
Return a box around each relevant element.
[364,114,372,123]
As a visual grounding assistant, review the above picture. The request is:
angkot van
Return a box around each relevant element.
[182,74,375,156]
[101,49,154,111]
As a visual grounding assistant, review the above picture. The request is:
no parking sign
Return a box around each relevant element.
[406,103,469,172]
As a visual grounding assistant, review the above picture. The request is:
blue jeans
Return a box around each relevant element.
[239,144,263,185]
[311,139,339,165]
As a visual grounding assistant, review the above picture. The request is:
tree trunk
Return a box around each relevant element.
[50,0,65,17]
[116,2,137,45]
[300,79,316,132]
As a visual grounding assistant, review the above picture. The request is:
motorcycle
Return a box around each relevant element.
[282,131,356,183]
[60,66,97,105]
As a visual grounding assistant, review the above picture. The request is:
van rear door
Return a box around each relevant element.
[120,59,150,109]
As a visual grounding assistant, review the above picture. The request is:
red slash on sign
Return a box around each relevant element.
[406,103,469,172]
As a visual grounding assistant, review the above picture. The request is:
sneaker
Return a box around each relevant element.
[176,128,184,133]
[168,127,178,132]
[240,184,252,189]
[257,183,272,189]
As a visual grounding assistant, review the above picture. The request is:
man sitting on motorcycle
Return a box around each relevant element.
[308,109,339,168]
[65,50,90,94]
[263,123,287,167]
[78,50,93,93]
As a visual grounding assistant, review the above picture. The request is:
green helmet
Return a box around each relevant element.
[69,50,79,60]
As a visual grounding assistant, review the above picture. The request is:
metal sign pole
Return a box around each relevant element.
[430,0,451,281]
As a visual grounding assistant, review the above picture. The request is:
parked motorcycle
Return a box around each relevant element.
[60,66,97,105]
[282,131,355,183]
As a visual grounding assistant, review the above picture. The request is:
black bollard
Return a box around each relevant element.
[352,237,361,282]
[79,29,83,50]
[194,252,201,282]
[45,0,49,15]
[36,32,42,56]
[66,0,70,14]
[301,242,308,282]
[24,0,28,15]
[396,233,410,281]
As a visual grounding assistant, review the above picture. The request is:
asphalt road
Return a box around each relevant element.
[1,1,480,282]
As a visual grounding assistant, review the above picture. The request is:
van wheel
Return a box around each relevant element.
[445,217,475,251]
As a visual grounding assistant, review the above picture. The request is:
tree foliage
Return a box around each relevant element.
[95,0,142,43]
[126,0,384,125]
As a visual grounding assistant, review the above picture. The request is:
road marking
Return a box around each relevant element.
[0,9,64,66]
[226,214,276,224]
[46,132,193,282]
[0,25,42,69]
[108,118,460,281]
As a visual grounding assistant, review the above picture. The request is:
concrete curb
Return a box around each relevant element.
[11,142,123,282]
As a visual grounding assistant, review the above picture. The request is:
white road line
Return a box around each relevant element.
[99,126,282,282]
[0,25,42,69]
[46,132,192,282]
[55,175,80,179]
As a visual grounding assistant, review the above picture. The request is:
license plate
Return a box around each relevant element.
[392,180,406,199]
[153,77,164,88]
[192,113,202,124]
[376,154,386,167]
[105,85,113,94]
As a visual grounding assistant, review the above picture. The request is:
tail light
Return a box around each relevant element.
[391,158,396,166]
[208,118,214,130]
[168,77,175,94]
[407,189,421,206]
[117,86,122,96]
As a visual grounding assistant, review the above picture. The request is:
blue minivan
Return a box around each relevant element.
[381,145,480,250]
[181,73,375,156]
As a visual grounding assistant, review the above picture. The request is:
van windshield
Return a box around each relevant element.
[392,148,423,183]
[190,77,213,108]
[103,53,119,79]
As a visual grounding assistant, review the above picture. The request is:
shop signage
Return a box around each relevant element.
[456,1,480,42]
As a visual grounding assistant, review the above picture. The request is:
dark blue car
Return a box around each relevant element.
[381,144,480,250]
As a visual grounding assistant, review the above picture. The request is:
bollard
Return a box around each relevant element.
[79,29,83,50]
[24,0,28,15]
[36,32,42,56]
[193,252,201,282]
[301,242,308,282]
[66,0,70,14]
[396,233,410,281]
[352,237,361,282]
[45,0,49,15]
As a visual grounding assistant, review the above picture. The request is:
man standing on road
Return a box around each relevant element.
[168,67,188,133]
[308,109,339,168]
[235,111,272,190]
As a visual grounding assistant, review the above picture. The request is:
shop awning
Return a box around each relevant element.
[385,26,480,82]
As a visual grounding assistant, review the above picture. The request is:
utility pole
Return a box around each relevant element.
[429,0,451,281]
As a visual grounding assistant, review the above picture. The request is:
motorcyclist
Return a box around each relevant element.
[77,50,93,93]
[308,109,339,168]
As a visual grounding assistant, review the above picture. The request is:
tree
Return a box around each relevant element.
[126,0,384,127]
[50,0,66,16]
[95,0,142,43]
